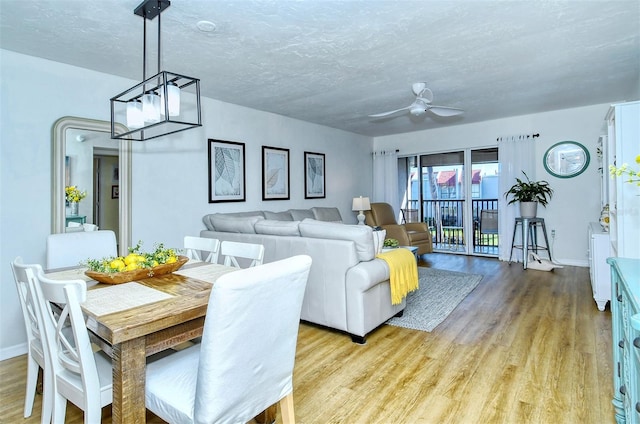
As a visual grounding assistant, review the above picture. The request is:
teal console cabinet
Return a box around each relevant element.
[609,258,640,423]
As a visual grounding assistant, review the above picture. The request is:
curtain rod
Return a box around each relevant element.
[496,133,540,142]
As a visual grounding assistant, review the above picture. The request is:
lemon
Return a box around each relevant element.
[166,255,177,264]
[125,262,138,271]
[124,254,139,266]
[110,259,125,272]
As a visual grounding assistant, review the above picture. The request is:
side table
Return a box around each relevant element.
[382,245,419,261]
[66,215,87,226]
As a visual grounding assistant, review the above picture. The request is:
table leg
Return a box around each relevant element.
[112,337,147,424]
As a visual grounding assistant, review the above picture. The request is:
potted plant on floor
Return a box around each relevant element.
[504,171,553,218]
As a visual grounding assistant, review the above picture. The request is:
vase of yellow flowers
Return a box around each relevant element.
[65,185,86,215]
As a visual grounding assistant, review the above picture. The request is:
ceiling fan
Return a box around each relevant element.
[369,82,464,119]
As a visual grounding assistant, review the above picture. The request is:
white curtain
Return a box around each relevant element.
[373,150,398,206]
[498,135,536,261]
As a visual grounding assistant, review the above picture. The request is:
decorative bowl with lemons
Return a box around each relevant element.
[84,242,188,284]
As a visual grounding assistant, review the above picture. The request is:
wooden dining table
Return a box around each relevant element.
[46,261,277,424]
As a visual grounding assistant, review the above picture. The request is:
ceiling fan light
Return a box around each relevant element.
[142,91,161,123]
[126,99,144,129]
[160,81,180,117]
[410,106,425,116]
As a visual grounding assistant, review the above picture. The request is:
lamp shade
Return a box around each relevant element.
[126,100,143,129]
[160,81,180,116]
[142,91,161,123]
[352,196,371,211]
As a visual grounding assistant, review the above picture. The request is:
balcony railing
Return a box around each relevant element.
[403,199,499,255]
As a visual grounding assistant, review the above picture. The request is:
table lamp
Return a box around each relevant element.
[352,196,371,225]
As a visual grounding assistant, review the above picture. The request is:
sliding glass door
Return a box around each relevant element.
[399,147,499,256]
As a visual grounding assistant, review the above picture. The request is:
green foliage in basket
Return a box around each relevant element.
[84,241,178,273]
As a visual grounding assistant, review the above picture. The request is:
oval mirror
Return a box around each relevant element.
[543,141,590,178]
[52,116,132,255]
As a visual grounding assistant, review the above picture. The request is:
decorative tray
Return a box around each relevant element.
[85,255,189,285]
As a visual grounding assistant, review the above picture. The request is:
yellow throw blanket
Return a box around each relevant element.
[376,248,419,305]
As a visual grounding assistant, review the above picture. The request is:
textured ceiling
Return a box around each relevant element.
[1,0,638,137]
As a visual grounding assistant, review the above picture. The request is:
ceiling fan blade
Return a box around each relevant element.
[427,105,464,117]
[412,82,426,96]
[419,88,433,103]
[369,106,411,118]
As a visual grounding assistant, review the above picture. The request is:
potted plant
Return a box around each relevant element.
[504,172,553,218]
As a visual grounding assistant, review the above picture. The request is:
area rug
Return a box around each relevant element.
[386,267,483,332]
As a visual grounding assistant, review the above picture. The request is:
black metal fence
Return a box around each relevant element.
[403,199,499,254]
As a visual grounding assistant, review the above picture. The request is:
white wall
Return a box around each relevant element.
[374,104,617,266]
[0,49,372,359]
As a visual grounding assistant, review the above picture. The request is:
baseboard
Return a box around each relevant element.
[0,342,27,362]
[556,258,589,267]
[501,257,589,268]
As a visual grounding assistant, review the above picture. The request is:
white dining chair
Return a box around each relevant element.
[220,240,265,268]
[183,236,220,264]
[11,258,53,422]
[145,255,312,424]
[31,270,113,424]
[46,230,117,270]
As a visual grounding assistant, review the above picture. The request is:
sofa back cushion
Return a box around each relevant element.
[298,219,374,261]
[206,215,264,233]
[263,210,293,221]
[288,209,315,221]
[254,220,301,236]
[203,211,265,231]
[311,207,343,223]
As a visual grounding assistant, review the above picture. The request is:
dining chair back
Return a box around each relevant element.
[184,236,220,264]
[46,230,118,270]
[31,270,113,424]
[145,255,313,424]
[11,258,52,421]
[220,240,265,268]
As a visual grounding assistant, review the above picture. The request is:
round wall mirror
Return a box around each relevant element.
[543,141,590,178]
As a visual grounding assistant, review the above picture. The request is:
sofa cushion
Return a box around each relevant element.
[289,209,315,221]
[311,207,343,222]
[209,215,264,233]
[254,220,301,236]
[298,219,374,261]
[263,210,293,221]
[202,212,265,230]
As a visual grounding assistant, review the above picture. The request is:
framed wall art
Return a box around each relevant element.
[208,139,246,203]
[304,151,325,199]
[111,185,119,199]
[262,146,290,200]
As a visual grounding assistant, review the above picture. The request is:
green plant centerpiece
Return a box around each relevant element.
[504,171,553,218]
[383,238,399,248]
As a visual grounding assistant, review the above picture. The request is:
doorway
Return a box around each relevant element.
[93,151,119,237]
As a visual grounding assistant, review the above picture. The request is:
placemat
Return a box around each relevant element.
[173,263,236,284]
[45,267,93,282]
[83,282,173,316]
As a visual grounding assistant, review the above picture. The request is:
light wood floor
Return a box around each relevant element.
[0,253,613,423]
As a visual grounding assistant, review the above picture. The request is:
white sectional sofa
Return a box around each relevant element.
[200,207,404,343]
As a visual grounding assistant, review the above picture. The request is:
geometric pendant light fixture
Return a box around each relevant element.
[110,0,202,141]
